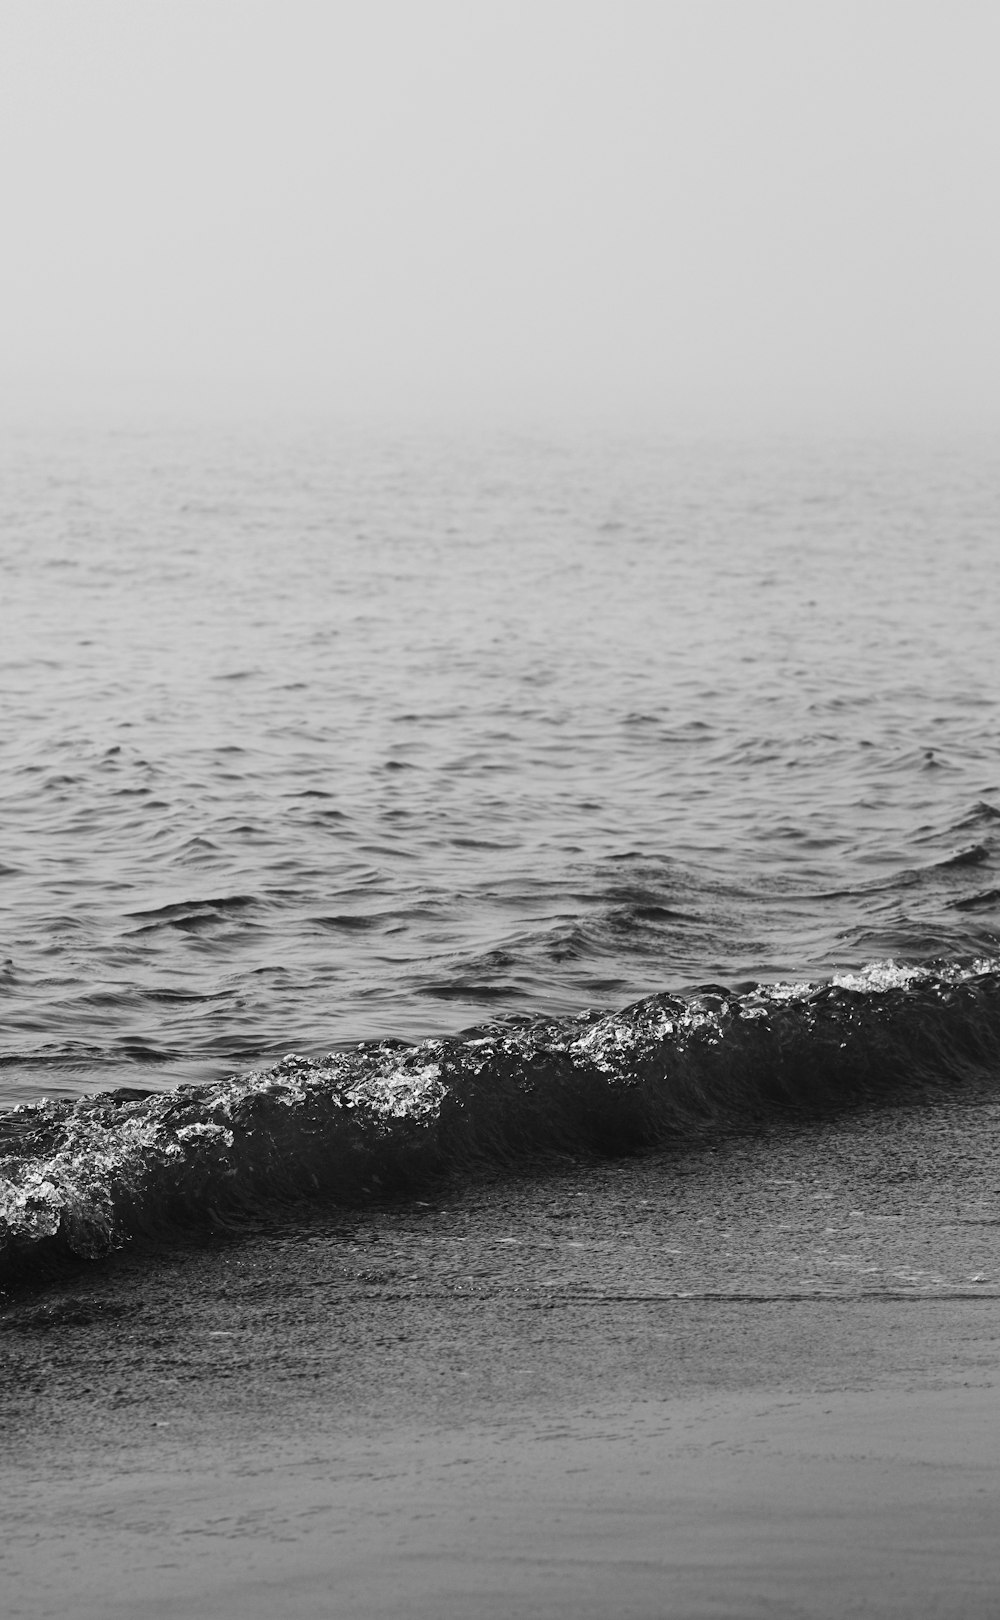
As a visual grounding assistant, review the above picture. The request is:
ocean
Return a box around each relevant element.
[2,417,999,1282]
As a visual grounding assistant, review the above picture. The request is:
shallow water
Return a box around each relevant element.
[2,420,999,1107]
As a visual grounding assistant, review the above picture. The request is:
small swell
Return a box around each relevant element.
[937,844,992,869]
[127,895,259,922]
[3,957,1000,1289]
[955,802,1000,829]
[952,890,1000,913]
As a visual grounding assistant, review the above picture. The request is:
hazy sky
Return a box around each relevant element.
[2,1,998,428]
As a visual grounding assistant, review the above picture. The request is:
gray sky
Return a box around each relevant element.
[2,1,998,428]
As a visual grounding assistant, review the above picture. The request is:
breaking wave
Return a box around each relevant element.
[4,957,1000,1288]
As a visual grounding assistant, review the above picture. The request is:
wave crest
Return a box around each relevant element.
[3,957,1000,1287]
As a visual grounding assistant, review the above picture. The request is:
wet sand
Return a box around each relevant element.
[4,1092,1000,1617]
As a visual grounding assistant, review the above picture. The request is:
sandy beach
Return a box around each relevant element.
[5,1090,1000,1617]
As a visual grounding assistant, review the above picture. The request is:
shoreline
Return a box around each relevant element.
[5,1092,1000,1615]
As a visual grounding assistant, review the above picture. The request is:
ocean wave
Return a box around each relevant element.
[3,957,1000,1288]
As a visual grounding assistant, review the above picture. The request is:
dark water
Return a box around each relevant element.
[2,419,1000,1276]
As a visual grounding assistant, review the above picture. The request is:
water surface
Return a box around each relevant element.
[2,421,998,1106]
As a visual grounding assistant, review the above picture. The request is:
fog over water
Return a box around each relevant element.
[3,8,1000,1284]
[1,1,999,431]
[3,4,1000,1104]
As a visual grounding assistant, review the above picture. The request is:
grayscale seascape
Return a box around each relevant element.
[4,5,1000,1616]
[2,421,999,1271]
[5,424,1000,1102]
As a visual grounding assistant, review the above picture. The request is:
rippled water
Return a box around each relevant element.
[2,420,999,1106]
